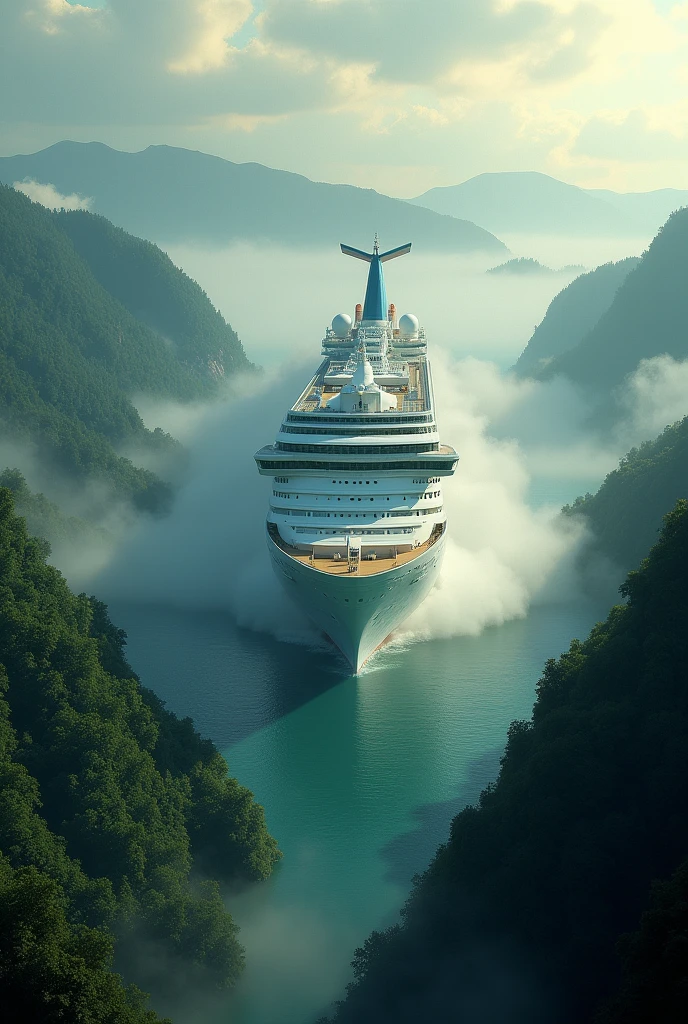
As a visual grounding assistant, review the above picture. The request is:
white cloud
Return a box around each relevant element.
[1,0,688,192]
[13,177,92,209]
[616,354,688,442]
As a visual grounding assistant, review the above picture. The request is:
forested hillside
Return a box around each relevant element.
[322,502,688,1024]
[0,467,105,552]
[535,210,688,393]
[0,185,248,512]
[0,487,280,1018]
[564,416,688,576]
[55,209,245,379]
[513,257,638,378]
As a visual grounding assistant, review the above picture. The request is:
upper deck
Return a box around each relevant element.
[292,354,431,418]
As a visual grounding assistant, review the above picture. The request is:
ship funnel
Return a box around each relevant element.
[340,240,412,324]
[355,302,363,324]
[388,303,396,325]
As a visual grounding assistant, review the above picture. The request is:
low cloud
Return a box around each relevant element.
[13,177,92,209]
[615,354,688,443]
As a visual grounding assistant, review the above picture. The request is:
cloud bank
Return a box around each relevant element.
[13,178,92,210]
[1,0,687,194]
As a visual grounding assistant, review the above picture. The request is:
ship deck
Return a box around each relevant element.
[295,359,426,414]
[269,522,444,577]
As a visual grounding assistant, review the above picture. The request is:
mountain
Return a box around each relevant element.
[0,184,248,512]
[586,187,688,234]
[410,171,633,236]
[0,142,507,253]
[0,467,107,552]
[411,171,688,238]
[55,208,247,380]
[512,257,639,378]
[564,416,688,576]
[0,485,280,1016]
[535,209,688,394]
[321,500,688,1024]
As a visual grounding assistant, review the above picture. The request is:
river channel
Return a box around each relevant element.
[111,582,605,1024]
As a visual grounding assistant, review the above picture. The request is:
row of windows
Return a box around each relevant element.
[273,482,440,499]
[280,424,435,437]
[275,442,439,455]
[293,527,414,535]
[287,413,433,426]
[258,460,457,471]
[270,506,442,519]
[275,476,289,483]
[413,477,440,484]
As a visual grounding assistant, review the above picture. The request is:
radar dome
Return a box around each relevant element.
[331,313,352,338]
[398,313,419,338]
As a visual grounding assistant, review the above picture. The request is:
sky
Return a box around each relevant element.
[2,0,688,196]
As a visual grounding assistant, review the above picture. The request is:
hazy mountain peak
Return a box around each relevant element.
[0,141,507,253]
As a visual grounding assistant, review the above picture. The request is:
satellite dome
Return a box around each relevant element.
[398,313,419,338]
[331,313,352,338]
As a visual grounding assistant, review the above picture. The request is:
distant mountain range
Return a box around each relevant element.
[0,142,506,254]
[411,171,688,237]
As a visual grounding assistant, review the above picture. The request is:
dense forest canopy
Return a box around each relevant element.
[0,487,280,1018]
[564,415,688,578]
[0,185,249,513]
[322,502,688,1023]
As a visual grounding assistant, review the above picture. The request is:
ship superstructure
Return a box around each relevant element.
[254,239,458,672]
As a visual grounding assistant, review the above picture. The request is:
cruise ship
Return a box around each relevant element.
[254,238,458,672]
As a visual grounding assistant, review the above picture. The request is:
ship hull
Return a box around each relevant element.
[268,531,445,672]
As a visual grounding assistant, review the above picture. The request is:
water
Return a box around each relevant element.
[111,596,605,1024]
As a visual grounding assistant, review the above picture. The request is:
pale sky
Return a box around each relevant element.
[2,0,688,195]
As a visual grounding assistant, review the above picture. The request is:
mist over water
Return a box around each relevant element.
[92,353,591,651]
[163,244,584,369]
[69,239,687,646]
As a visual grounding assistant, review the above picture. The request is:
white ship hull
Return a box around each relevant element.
[255,237,458,672]
[268,530,445,672]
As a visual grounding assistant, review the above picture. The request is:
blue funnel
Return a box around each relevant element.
[340,240,412,322]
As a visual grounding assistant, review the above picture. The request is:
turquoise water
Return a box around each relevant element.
[111,596,605,1024]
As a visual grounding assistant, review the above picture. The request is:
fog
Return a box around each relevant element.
[5,236,683,652]
[163,243,587,370]
[47,238,688,658]
[93,353,588,650]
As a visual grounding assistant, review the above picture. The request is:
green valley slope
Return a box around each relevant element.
[0,486,280,1019]
[0,185,249,512]
[564,416,688,576]
[321,501,688,1024]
